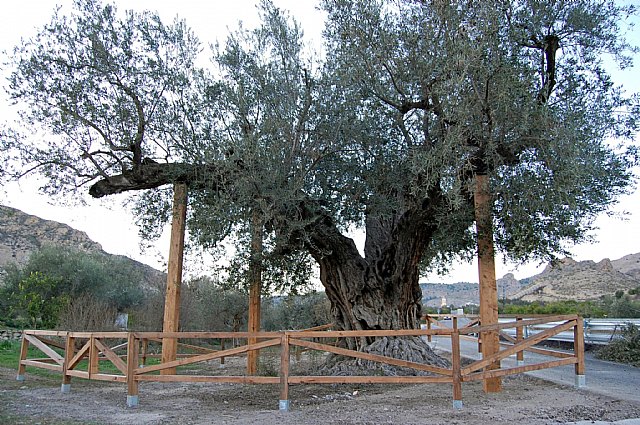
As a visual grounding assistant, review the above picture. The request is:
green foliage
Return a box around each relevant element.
[262,291,332,331]
[11,271,69,329]
[0,245,145,329]
[600,294,640,319]
[595,324,640,367]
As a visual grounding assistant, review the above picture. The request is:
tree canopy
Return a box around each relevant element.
[1,0,638,334]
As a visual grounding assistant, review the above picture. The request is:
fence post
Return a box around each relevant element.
[516,317,524,365]
[61,333,75,393]
[574,317,586,388]
[220,339,226,368]
[126,333,140,407]
[426,317,432,343]
[451,328,463,409]
[140,338,148,367]
[89,336,99,378]
[16,334,29,381]
[279,333,291,412]
[477,319,482,353]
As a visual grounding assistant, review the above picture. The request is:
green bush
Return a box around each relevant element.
[595,324,640,367]
[0,245,145,329]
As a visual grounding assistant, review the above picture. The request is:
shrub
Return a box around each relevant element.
[595,324,640,367]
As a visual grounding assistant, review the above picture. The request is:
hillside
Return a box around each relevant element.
[513,257,640,302]
[0,205,165,288]
[612,253,640,281]
[421,274,528,307]
[422,254,640,307]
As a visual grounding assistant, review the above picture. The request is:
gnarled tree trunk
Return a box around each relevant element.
[307,209,448,370]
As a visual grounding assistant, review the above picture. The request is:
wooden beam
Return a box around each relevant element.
[136,375,279,383]
[136,338,281,375]
[62,335,75,389]
[474,174,501,392]
[161,182,188,375]
[24,335,64,365]
[16,336,29,380]
[279,334,290,411]
[574,318,585,378]
[292,338,452,376]
[463,357,578,382]
[451,329,463,408]
[94,339,127,375]
[126,333,140,407]
[247,210,263,376]
[68,342,91,370]
[288,375,452,384]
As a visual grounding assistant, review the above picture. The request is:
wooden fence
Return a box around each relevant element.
[16,314,585,410]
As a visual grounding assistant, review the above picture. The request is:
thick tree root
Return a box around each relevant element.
[319,336,449,376]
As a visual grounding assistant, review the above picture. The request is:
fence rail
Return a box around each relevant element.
[16,315,585,411]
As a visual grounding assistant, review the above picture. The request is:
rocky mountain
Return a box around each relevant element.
[612,253,640,281]
[0,205,165,287]
[512,257,640,302]
[421,274,529,308]
[422,254,640,307]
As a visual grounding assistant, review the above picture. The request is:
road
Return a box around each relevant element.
[430,334,640,404]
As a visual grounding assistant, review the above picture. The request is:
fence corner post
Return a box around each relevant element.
[574,317,586,388]
[451,328,463,409]
[16,334,29,381]
[126,332,140,407]
[279,332,291,412]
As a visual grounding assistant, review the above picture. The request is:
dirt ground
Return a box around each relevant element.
[2,353,640,425]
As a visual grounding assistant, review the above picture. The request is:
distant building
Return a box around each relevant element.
[440,296,447,307]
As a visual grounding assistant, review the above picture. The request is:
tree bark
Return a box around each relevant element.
[305,201,448,368]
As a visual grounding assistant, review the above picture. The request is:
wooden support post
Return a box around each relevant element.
[451,329,463,409]
[247,211,263,375]
[574,317,586,387]
[279,333,291,411]
[126,333,140,407]
[452,316,458,331]
[141,339,148,367]
[474,174,501,393]
[161,182,188,375]
[89,336,99,378]
[426,318,432,343]
[61,334,75,393]
[219,339,226,367]
[16,335,29,381]
[516,317,524,364]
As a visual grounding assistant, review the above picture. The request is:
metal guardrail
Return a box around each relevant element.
[428,316,640,345]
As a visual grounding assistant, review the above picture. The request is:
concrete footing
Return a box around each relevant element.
[61,384,71,394]
[575,374,586,388]
[452,400,463,409]
[279,400,290,411]
[127,395,139,407]
[16,375,25,382]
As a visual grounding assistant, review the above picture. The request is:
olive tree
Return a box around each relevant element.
[2,0,638,360]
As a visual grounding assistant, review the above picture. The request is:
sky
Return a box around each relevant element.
[0,0,639,284]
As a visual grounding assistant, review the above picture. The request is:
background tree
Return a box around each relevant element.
[1,0,638,361]
[0,245,145,328]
